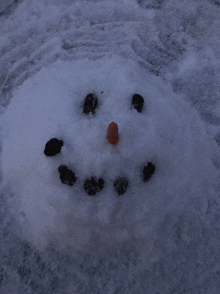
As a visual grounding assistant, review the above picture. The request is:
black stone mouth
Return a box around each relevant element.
[44,138,156,196]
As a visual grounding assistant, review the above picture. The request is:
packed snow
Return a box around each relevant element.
[1,0,220,293]
[2,55,218,255]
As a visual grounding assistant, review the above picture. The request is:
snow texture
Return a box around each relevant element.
[0,0,15,14]
[1,0,220,293]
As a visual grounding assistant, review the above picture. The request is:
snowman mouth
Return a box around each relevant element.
[44,138,156,196]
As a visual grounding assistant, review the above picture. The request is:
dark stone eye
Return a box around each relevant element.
[58,165,77,186]
[83,93,98,115]
[83,177,104,195]
[114,177,128,195]
[44,138,63,156]
[142,162,155,182]
[132,94,144,113]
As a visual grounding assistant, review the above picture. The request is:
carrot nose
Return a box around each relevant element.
[107,122,119,145]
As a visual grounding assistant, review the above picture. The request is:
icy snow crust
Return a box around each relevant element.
[1,55,218,254]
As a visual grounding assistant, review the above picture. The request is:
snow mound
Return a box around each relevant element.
[1,55,219,255]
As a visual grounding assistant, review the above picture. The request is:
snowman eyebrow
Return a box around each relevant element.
[131,94,144,113]
[83,93,98,115]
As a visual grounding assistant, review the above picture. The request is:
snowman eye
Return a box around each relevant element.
[131,94,144,113]
[142,162,155,182]
[83,93,98,115]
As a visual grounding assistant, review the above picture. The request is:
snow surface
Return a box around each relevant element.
[0,0,15,14]
[2,54,218,254]
[1,0,220,293]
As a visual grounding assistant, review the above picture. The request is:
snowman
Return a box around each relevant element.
[44,96,155,195]
[1,55,218,255]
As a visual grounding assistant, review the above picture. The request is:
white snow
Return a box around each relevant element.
[1,55,219,254]
[0,0,14,14]
[1,0,220,293]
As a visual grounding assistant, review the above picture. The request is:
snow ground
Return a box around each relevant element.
[1,0,220,293]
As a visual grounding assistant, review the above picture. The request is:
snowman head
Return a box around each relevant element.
[43,93,155,196]
[1,55,214,255]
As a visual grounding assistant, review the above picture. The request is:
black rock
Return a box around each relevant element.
[44,138,63,156]
[142,162,155,182]
[83,177,104,196]
[58,165,77,186]
[83,93,98,115]
[114,177,128,195]
[131,94,144,113]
